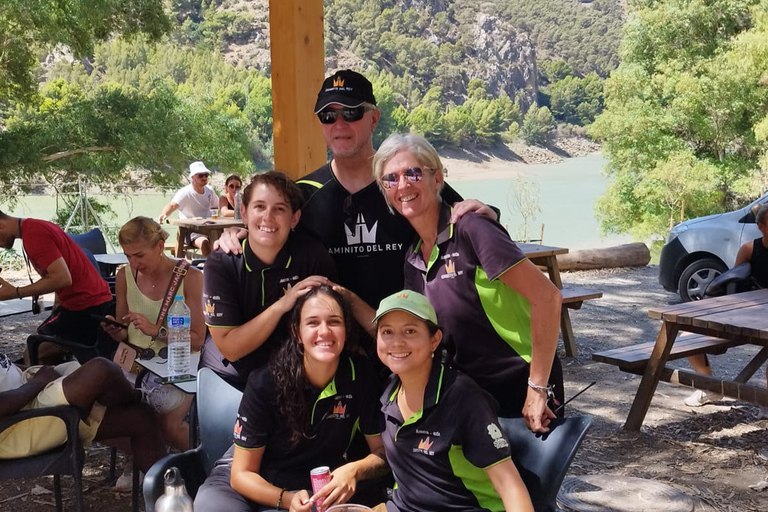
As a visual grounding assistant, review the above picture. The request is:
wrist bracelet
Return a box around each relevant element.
[15,286,21,299]
[276,488,286,509]
[527,379,554,400]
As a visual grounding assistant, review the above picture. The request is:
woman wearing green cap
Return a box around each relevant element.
[374,289,534,512]
[371,133,564,434]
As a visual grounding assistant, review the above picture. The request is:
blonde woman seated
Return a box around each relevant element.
[101,217,205,485]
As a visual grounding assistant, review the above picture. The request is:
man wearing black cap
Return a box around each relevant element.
[218,69,494,308]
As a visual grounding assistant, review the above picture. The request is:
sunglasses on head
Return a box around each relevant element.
[317,105,374,125]
[139,346,168,360]
[379,167,430,189]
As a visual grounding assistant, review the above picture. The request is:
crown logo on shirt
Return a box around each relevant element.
[333,77,345,87]
[444,259,456,275]
[233,420,243,437]
[333,401,347,415]
[417,437,434,451]
[283,283,293,295]
[204,300,215,314]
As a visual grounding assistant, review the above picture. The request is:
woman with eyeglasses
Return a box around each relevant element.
[101,216,205,487]
[220,174,244,218]
[369,133,564,434]
[195,286,386,512]
[201,171,337,390]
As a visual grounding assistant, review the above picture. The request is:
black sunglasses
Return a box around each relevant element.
[195,173,210,178]
[317,106,374,124]
[228,184,241,190]
[379,167,429,189]
[139,346,168,360]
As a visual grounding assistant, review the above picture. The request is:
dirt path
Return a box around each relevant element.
[1,265,766,511]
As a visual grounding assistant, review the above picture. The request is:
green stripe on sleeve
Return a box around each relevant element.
[448,445,505,511]
[474,267,533,363]
[296,179,323,189]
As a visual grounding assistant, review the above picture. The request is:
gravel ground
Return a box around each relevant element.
[1,265,767,511]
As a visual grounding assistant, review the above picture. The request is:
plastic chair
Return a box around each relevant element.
[68,228,107,257]
[0,406,85,512]
[499,415,593,512]
[143,368,242,512]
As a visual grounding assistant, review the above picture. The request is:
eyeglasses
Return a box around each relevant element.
[379,167,430,189]
[228,184,241,190]
[139,346,168,360]
[317,106,374,125]
[196,173,210,178]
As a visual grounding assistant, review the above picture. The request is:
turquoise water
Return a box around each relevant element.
[7,154,627,253]
[450,154,630,250]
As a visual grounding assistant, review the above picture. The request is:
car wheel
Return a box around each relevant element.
[678,258,727,302]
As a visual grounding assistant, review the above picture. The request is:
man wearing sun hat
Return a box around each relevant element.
[158,161,219,255]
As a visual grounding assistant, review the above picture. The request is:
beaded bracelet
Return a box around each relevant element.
[276,488,286,509]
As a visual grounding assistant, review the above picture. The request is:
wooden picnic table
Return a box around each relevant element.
[168,218,244,258]
[623,289,768,431]
[517,243,602,357]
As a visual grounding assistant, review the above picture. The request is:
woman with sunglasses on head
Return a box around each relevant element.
[369,133,564,434]
[194,286,387,512]
[101,216,205,487]
[201,171,337,389]
[374,290,534,512]
[220,174,244,218]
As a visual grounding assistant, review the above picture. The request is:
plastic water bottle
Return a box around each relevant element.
[167,295,191,377]
[154,467,193,512]
[234,189,242,220]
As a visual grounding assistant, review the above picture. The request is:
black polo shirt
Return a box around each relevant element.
[234,353,381,491]
[202,231,337,380]
[296,163,463,308]
[381,363,512,512]
[403,202,530,392]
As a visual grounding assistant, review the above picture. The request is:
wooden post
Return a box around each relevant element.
[269,0,327,180]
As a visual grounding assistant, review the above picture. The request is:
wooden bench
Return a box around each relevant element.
[559,286,603,357]
[592,333,741,374]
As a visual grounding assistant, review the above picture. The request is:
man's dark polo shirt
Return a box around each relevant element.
[234,354,381,491]
[202,232,336,379]
[403,202,530,391]
[381,363,512,512]
[296,163,462,308]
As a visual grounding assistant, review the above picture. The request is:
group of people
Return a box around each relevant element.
[157,162,244,256]
[0,70,566,511]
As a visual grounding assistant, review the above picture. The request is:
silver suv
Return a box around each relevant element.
[659,193,768,301]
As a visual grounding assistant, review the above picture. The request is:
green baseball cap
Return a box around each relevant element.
[373,290,438,325]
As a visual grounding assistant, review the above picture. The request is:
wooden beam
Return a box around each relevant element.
[269,0,327,180]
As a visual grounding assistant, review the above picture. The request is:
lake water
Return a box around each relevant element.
[7,154,628,252]
[450,154,630,249]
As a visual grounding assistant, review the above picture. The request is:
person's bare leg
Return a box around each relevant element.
[159,394,193,451]
[688,354,713,375]
[94,403,166,472]
[61,357,142,417]
[194,236,211,256]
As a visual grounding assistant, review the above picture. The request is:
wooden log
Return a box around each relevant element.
[557,243,650,271]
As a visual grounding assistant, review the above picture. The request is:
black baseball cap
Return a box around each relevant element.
[314,70,377,113]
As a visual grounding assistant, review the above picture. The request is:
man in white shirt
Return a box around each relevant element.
[158,161,219,255]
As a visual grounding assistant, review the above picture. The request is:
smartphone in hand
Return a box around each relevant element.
[91,314,129,329]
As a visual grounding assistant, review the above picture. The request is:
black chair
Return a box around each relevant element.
[499,415,593,512]
[143,368,242,512]
[0,406,85,512]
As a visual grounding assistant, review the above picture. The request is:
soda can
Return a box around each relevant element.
[310,466,331,511]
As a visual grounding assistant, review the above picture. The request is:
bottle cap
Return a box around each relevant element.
[164,467,184,487]
[175,295,183,300]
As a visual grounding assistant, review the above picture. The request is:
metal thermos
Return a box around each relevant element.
[154,467,193,512]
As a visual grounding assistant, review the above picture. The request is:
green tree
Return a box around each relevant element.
[521,104,556,146]
[0,0,170,100]
[591,0,768,238]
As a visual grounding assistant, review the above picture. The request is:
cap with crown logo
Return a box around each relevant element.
[373,290,438,325]
[314,69,377,114]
